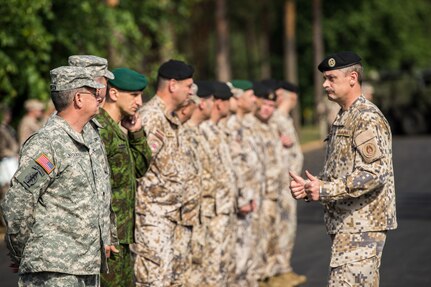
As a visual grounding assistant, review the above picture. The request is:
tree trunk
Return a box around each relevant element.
[260,2,271,79]
[312,0,326,139]
[215,0,231,81]
[284,0,301,132]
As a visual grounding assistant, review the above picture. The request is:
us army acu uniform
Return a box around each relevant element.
[1,66,116,286]
[180,121,218,286]
[200,118,238,287]
[270,109,303,275]
[134,95,187,286]
[320,96,397,286]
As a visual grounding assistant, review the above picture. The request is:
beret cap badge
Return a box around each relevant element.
[328,58,336,67]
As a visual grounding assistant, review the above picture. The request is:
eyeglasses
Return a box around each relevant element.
[80,90,104,102]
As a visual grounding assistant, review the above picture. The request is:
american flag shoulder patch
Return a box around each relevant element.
[35,153,55,174]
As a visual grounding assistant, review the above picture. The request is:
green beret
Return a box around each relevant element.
[108,68,148,91]
[318,51,361,72]
[230,80,253,91]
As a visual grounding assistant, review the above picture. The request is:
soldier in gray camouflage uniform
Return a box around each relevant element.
[1,66,117,286]
[134,59,194,287]
[290,51,397,287]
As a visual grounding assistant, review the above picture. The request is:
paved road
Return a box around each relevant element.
[292,136,431,286]
[1,136,431,286]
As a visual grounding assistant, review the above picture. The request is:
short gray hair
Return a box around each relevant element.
[51,88,79,112]
[341,63,363,84]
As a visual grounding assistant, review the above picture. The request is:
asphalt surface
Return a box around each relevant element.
[1,136,431,286]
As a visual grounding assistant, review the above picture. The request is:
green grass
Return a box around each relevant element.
[299,124,321,145]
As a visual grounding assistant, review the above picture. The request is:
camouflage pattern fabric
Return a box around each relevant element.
[101,244,133,287]
[328,231,387,286]
[49,66,104,92]
[319,96,397,233]
[68,55,114,79]
[252,116,284,278]
[199,119,238,286]
[134,95,187,286]
[1,114,114,274]
[270,110,303,274]
[19,272,100,287]
[95,108,151,286]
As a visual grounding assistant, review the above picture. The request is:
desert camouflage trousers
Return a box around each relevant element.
[233,213,259,287]
[133,215,192,287]
[184,223,206,287]
[256,199,281,279]
[201,213,236,287]
[328,231,387,287]
[276,189,297,275]
[19,272,99,287]
[101,244,134,287]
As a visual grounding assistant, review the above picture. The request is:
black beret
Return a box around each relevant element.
[280,81,300,94]
[212,81,233,100]
[253,81,276,101]
[194,80,214,98]
[261,79,283,92]
[318,51,361,72]
[158,59,194,80]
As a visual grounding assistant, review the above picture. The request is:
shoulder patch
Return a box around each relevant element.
[148,130,165,156]
[17,164,47,189]
[35,153,55,174]
[354,130,382,163]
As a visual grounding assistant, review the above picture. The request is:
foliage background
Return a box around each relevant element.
[1,0,431,127]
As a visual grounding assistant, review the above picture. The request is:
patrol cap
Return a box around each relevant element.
[50,66,105,92]
[108,68,148,91]
[212,81,233,100]
[194,80,215,98]
[253,81,276,101]
[24,99,45,111]
[318,51,361,72]
[158,59,194,80]
[68,55,114,80]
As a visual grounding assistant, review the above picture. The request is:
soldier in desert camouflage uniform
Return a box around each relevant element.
[252,82,285,286]
[134,59,194,287]
[1,66,116,286]
[178,81,216,286]
[94,67,152,287]
[262,79,306,287]
[290,51,397,287]
[200,81,238,287]
[224,80,265,287]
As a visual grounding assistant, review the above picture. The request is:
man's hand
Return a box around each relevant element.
[289,171,307,200]
[121,113,142,133]
[280,135,294,148]
[105,245,120,258]
[304,170,321,201]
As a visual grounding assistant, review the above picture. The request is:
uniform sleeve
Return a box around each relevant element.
[128,129,152,178]
[0,135,55,264]
[319,113,392,202]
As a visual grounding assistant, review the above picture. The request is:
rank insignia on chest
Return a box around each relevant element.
[35,153,55,174]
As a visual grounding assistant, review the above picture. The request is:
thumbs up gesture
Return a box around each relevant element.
[304,170,321,201]
[289,171,307,200]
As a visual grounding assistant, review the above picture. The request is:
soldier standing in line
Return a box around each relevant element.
[225,80,265,287]
[263,79,306,287]
[1,66,116,286]
[18,99,45,145]
[290,51,397,286]
[94,68,152,287]
[179,81,217,286]
[199,81,238,287]
[134,59,194,287]
[251,82,285,287]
